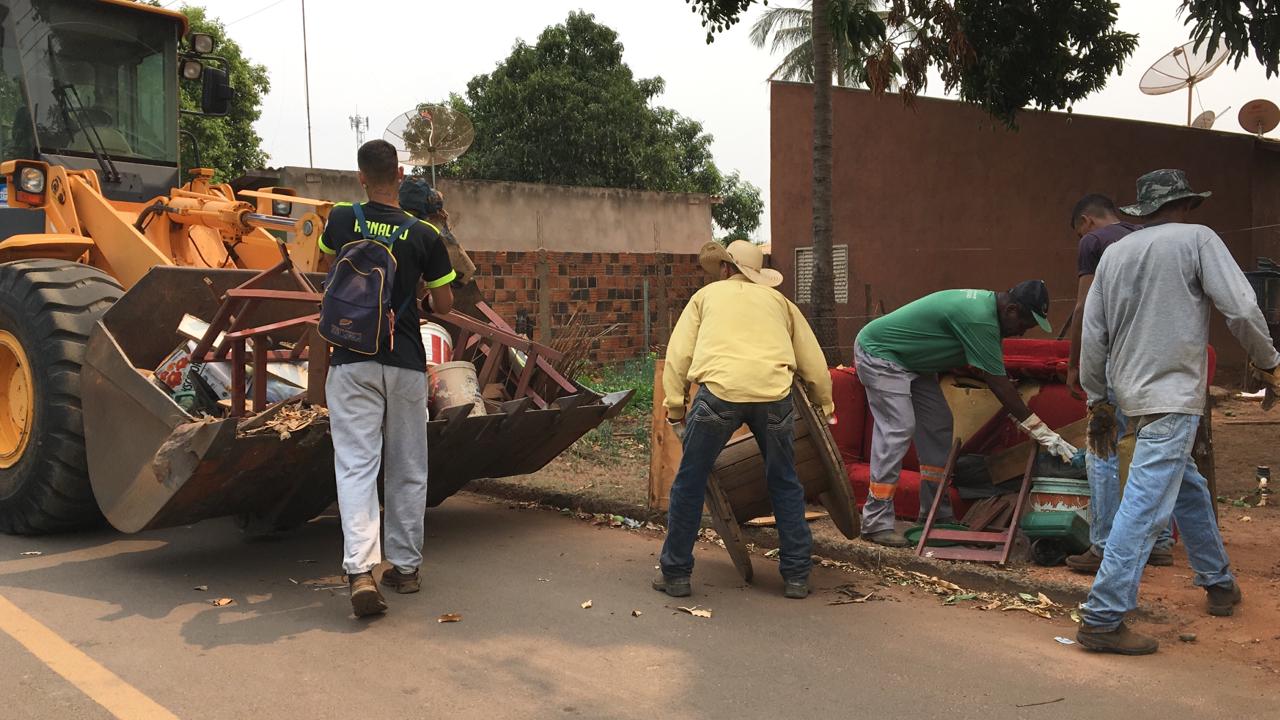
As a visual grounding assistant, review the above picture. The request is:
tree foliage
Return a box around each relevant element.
[169,4,270,181]
[751,1,908,88]
[692,0,1138,126]
[714,172,764,241]
[1180,0,1280,77]
[441,11,763,239]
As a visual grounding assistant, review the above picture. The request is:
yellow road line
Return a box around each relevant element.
[0,594,178,719]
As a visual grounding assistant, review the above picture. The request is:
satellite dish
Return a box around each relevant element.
[1190,106,1231,130]
[1238,99,1280,136]
[1139,40,1229,125]
[383,103,475,182]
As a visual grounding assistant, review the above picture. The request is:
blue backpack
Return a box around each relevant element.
[319,203,413,355]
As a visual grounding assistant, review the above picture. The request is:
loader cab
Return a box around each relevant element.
[0,0,186,203]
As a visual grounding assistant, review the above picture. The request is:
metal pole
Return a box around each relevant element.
[1187,84,1193,126]
[301,0,314,167]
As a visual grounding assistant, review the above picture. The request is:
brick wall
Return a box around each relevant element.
[469,250,703,364]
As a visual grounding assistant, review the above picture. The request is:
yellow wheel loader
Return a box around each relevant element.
[0,0,629,535]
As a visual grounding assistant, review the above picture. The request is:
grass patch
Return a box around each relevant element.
[573,353,655,459]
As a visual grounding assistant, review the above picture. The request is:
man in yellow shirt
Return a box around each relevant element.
[656,240,834,600]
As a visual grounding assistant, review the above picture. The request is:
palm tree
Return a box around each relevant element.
[808,0,838,363]
[749,0,904,89]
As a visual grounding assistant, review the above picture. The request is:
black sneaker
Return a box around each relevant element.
[1206,581,1242,617]
[652,573,692,597]
[783,578,809,599]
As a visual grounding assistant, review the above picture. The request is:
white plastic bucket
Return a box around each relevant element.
[428,361,486,417]
[420,322,454,367]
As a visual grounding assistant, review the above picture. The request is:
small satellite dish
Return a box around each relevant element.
[1139,40,1229,125]
[383,103,475,182]
[1238,99,1280,136]
[1190,106,1231,130]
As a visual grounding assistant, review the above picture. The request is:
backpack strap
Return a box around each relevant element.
[352,202,371,238]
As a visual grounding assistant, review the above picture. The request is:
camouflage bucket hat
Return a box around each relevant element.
[1118,169,1211,217]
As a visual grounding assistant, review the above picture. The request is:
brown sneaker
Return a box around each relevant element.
[1147,547,1174,566]
[1206,581,1242,617]
[349,572,388,617]
[1076,623,1159,655]
[1065,547,1102,573]
[380,566,421,594]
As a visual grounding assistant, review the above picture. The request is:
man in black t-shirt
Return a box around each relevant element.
[320,139,455,618]
[1063,193,1172,574]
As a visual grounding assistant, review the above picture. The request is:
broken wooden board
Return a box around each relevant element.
[987,417,1088,484]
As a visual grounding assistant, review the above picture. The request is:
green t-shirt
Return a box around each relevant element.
[857,289,1006,375]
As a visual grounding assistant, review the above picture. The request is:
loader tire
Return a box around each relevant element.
[0,260,122,534]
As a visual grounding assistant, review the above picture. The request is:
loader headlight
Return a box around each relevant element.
[272,199,294,216]
[181,60,204,81]
[189,33,215,55]
[18,167,44,194]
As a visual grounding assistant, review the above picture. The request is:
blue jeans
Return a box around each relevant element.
[660,388,812,581]
[1086,405,1175,553]
[1081,413,1233,630]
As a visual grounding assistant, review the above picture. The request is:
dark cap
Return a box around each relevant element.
[399,177,444,217]
[1009,280,1052,333]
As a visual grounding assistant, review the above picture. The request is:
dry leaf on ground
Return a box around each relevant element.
[581,600,593,609]
[676,606,712,619]
[19,551,41,557]
[211,598,234,607]
[437,613,463,623]
[192,585,208,592]
[631,610,642,617]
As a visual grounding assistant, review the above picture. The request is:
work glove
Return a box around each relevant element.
[1017,413,1078,464]
[1086,402,1118,458]
[1250,363,1280,411]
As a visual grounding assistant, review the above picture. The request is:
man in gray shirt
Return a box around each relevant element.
[1076,169,1280,655]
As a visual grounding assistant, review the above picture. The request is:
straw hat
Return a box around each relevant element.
[697,240,783,287]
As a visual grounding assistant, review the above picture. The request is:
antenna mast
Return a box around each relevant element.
[349,113,369,148]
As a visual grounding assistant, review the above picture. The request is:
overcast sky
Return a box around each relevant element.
[190,0,1280,240]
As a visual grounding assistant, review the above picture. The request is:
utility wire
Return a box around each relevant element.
[227,0,287,26]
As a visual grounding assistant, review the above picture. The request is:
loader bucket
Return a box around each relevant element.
[83,267,335,533]
[82,266,633,533]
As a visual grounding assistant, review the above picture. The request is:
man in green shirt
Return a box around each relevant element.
[854,281,1078,547]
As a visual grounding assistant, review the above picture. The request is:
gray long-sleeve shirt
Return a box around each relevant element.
[1081,222,1280,416]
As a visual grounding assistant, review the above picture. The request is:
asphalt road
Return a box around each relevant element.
[0,494,1270,720]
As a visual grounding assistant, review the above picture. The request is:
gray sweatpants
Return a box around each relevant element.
[854,342,956,535]
[327,362,430,575]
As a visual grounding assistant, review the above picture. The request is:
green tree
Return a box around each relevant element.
[750,1,908,88]
[1180,1,1280,76]
[162,4,270,181]
[714,171,764,241]
[440,11,762,236]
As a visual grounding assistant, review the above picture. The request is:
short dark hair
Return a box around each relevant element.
[1070,194,1118,228]
[357,139,399,186]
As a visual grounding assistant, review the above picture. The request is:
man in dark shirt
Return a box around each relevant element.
[1063,193,1172,573]
[320,139,455,617]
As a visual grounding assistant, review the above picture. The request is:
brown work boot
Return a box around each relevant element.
[1065,547,1102,574]
[349,572,388,617]
[1076,623,1159,655]
[1147,546,1174,566]
[1206,581,1242,617]
[380,566,421,594]
[861,530,909,548]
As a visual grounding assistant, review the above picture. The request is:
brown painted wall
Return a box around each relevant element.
[273,167,714,254]
[769,82,1280,373]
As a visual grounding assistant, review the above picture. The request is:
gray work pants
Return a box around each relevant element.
[327,362,430,575]
[854,342,956,535]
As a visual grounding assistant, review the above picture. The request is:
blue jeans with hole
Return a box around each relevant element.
[660,387,812,581]
[1081,413,1233,630]
[1087,403,1175,554]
